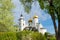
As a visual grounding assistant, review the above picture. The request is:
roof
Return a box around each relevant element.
[24,27,38,31]
[28,19,32,22]
[40,28,46,29]
[33,15,38,18]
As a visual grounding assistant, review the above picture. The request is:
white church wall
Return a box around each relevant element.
[40,29,47,35]
[19,14,47,35]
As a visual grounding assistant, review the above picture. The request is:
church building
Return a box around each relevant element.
[18,14,47,34]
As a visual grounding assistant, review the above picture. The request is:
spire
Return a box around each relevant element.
[19,14,23,21]
[20,14,23,17]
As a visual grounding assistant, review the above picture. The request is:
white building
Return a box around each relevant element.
[19,14,47,34]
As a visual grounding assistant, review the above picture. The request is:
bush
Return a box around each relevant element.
[16,31,32,40]
[0,32,17,40]
[16,31,46,40]
[31,32,46,40]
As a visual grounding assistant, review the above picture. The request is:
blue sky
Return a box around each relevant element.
[12,0,58,34]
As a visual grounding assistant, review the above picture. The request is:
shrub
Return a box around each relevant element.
[16,31,46,40]
[0,32,17,40]
[31,32,46,40]
[16,31,32,40]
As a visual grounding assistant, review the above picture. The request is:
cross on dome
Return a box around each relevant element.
[33,13,38,18]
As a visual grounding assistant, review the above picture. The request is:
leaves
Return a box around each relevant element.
[0,0,14,32]
[20,0,33,13]
[38,0,44,9]
[17,31,46,40]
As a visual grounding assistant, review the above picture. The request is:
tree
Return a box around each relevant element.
[31,32,46,40]
[44,32,56,40]
[16,31,46,40]
[0,0,14,32]
[20,0,60,40]
[38,0,60,40]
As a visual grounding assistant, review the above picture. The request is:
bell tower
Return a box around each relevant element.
[19,14,24,31]
[33,15,38,28]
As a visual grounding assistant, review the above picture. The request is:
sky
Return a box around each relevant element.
[12,0,58,34]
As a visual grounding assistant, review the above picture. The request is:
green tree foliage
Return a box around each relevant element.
[0,31,56,40]
[16,31,33,40]
[20,0,33,13]
[0,0,14,32]
[31,32,46,40]
[16,31,46,40]
[0,32,17,40]
[49,36,56,40]
[44,32,56,40]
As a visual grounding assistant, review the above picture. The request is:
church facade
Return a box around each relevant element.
[18,14,47,34]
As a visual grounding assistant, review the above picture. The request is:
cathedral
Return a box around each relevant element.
[18,14,47,34]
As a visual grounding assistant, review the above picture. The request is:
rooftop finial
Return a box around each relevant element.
[20,14,23,17]
[33,13,38,18]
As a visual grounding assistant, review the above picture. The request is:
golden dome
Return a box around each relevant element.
[33,15,38,18]
[28,19,32,22]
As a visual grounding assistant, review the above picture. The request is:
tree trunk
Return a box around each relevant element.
[57,13,60,40]
[54,6,60,40]
[50,13,58,40]
[49,0,58,40]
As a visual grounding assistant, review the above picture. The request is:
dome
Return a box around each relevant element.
[28,19,32,22]
[33,15,38,18]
